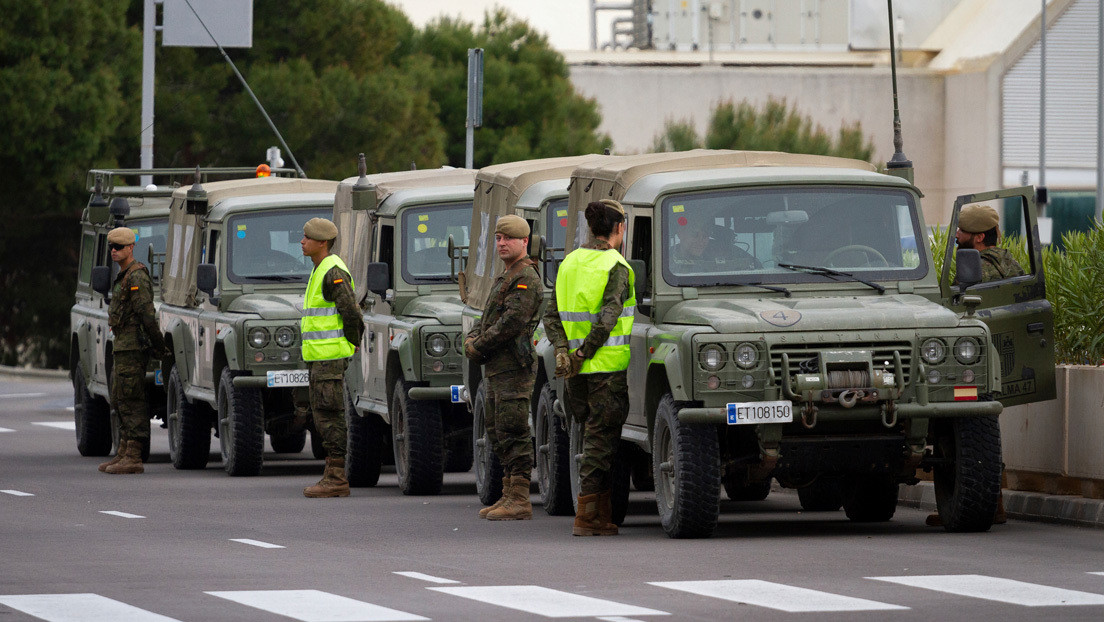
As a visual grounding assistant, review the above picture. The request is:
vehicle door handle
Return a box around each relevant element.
[1027,322,1045,334]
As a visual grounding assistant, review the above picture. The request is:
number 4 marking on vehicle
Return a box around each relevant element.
[759,310,802,327]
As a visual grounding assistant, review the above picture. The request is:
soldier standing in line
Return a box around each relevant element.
[99,226,169,475]
[464,215,544,521]
[928,203,1023,526]
[543,199,635,536]
[298,218,364,498]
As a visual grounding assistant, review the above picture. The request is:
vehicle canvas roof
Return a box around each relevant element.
[171,177,339,205]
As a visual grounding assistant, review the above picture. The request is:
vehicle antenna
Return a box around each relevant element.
[885,0,913,184]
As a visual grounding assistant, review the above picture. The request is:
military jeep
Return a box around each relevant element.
[334,164,476,495]
[72,166,293,460]
[157,175,339,476]
[534,149,1054,538]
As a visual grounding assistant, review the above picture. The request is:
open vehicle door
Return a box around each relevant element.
[940,186,1056,406]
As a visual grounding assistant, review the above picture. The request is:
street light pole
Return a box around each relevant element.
[140,0,158,187]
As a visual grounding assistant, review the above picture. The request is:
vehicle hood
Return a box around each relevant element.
[226,293,305,321]
[665,294,958,333]
[402,295,464,326]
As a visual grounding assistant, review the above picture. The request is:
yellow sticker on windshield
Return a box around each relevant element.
[417,224,428,233]
[556,209,567,217]
[672,205,684,213]
[237,224,247,230]
[419,215,429,221]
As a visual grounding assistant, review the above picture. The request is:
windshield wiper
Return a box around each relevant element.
[777,263,885,294]
[247,275,303,282]
[737,281,792,297]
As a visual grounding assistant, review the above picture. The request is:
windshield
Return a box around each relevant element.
[401,202,472,284]
[661,186,924,287]
[130,218,169,281]
[226,207,330,284]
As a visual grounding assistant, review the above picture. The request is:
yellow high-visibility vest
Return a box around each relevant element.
[301,254,356,361]
[555,248,635,374]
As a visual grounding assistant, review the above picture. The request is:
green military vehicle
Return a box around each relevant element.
[455,155,609,511]
[533,149,1054,538]
[157,175,339,476]
[72,167,293,459]
[334,163,476,494]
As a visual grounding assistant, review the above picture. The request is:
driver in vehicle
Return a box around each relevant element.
[670,216,758,272]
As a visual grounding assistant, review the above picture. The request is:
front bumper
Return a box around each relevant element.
[677,400,1003,425]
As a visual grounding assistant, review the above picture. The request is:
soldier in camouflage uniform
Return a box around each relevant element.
[297,218,364,498]
[465,215,544,521]
[928,203,1023,525]
[100,226,169,475]
[543,199,634,536]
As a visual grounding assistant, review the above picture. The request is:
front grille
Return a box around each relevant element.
[770,342,912,385]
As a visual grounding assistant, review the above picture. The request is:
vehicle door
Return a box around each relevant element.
[940,186,1056,406]
[363,219,395,410]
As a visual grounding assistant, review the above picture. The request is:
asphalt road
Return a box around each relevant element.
[3,372,1104,622]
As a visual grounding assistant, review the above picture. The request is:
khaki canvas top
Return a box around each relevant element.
[171,177,339,204]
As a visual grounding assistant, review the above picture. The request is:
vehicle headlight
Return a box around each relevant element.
[275,326,296,348]
[699,344,726,371]
[927,369,942,384]
[734,342,759,369]
[954,337,980,365]
[921,338,946,364]
[248,327,270,348]
[427,333,449,357]
[455,333,465,351]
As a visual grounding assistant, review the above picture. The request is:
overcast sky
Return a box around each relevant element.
[384,0,616,51]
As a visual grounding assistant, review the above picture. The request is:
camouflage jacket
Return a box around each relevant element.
[321,264,365,353]
[980,247,1025,282]
[109,261,167,354]
[469,257,543,377]
[542,240,631,359]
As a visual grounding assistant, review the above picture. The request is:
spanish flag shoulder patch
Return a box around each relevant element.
[516,284,528,289]
[130,286,139,291]
[333,278,344,284]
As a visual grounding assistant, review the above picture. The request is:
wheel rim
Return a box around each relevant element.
[167,379,181,460]
[219,391,232,462]
[568,420,582,502]
[72,375,84,433]
[473,398,489,491]
[535,403,550,493]
[393,400,408,486]
[657,422,675,512]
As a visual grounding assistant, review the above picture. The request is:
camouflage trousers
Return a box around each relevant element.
[485,368,534,478]
[111,350,151,443]
[565,370,629,495]
[293,358,348,460]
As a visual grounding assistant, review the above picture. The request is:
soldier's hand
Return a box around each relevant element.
[568,351,585,378]
[555,349,572,378]
[464,337,480,360]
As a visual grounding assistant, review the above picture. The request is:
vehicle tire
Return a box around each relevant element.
[631,452,655,492]
[534,384,573,516]
[444,428,474,473]
[472,381,504,505]
[842,474,899,522]
[568,416,583,511]
[610,441,632,526]
[310,427,327,459]
[391,380,444,495]
[797,476,844,511]
[346,390,383,488]
[166,365,211,469]
[724,478,771,502]
[652,393,722,539]
[932,415,1002,532]
[73,367,112,457]
[270,430,306,454]
[217,368,264,476]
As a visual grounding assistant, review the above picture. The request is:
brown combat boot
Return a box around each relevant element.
[304,457,350,498]
[479,477,512,518]
[105,440,145,475]
[98,441,127,472]
[487,476,532,521]
[572,492,618,536]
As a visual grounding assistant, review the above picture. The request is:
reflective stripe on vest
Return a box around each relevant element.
[301,254,356,361]
[554,247,635,374]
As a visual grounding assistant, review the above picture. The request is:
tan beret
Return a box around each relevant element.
[598,198,625,216]
[958,204,999,234]
[494,214,529,239]
[107,227,136,245]
[304,217,338,241]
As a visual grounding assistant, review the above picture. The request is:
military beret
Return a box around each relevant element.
[303,217,338,241]
[107,227,136,245]
[598,198,625,216]
[959,204,999,234]
[494,214,530,239]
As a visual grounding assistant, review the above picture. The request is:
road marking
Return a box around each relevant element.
[428,585,668,618]
[650,580,907,613]
[393,571,461,584]
[66,406,75,412]
[33,422,76,431]
[598,617,650,622]
[206,589,428,621]
[100,511,145,519]
[230,538,285,549]
[2,489,34,496]
[0,593,180,622]
[869,574,1104,606]
[0,427,14,432]
[1089,572,1104,576]
[0,392,48,399]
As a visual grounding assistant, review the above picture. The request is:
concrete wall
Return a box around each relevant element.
[569,63,982,225]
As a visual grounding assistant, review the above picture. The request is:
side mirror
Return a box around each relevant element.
[91,266,111,297]
[197,263,218,297]
[528,234,546,260]
[365,262,390,297]
[628,258,647,302]
[955,249,982,293]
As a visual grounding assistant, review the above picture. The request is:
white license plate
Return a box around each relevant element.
[266,369,309,388]
[726,400,794,425]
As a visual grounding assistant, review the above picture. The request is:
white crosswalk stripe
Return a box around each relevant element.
[0,427,15,432]
[650,579,907,612]
[32,422,76,431]
[428,585,668,618]
[1,489,34,497]
[393,571,460,584]
[206,589,429,622]
[869,574,1104,607]
[0,593,180,622]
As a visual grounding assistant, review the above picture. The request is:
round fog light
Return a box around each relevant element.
[706,375,721,390]
[962,369,975,383]
[741,374,755,389]
[279,350,292,362]
[254,351,265,363]
[432,360,444,372]
[927,369,942,384]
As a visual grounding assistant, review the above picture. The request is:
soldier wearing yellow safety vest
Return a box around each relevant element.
[543,199,635,536]
[297,217,364,498]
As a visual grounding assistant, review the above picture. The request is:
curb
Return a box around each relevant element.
[0,365,70,380]
[899,481,1104,529]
